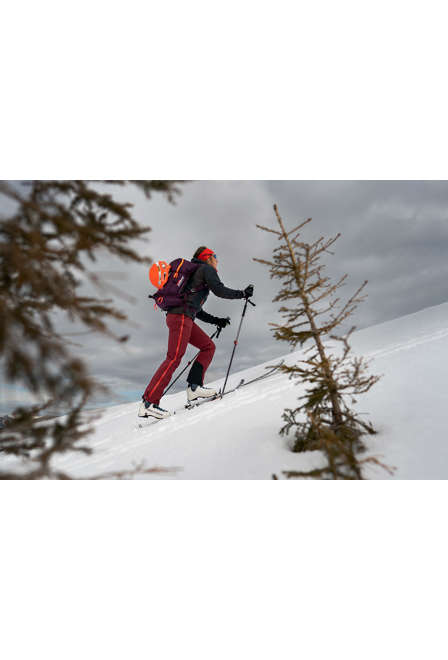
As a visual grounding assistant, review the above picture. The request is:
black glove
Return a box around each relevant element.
[243,284,254,298]
[215,317,231,329]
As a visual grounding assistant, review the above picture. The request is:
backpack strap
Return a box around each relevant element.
[173,259,184,279]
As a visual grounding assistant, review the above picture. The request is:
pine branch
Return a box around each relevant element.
[0,180,184,479]
[255,223,282,236]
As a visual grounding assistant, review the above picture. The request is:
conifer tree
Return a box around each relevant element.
[254,205,388,479]
[0,180,182,479]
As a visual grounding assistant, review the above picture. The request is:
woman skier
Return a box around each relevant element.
[139,246,254,419]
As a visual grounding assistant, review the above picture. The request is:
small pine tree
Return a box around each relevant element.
[0,180,183,479]
[254,205,389,480]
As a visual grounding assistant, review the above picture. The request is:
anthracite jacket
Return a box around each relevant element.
[167,258,245,323]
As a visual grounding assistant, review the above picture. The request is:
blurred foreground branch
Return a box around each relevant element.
[0,180,184,479]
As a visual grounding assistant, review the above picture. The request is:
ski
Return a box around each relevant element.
[183,363,284,412]
[238,361,284,388]
[135,410,176,430]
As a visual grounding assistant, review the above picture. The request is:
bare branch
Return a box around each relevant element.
[253,204,384,479]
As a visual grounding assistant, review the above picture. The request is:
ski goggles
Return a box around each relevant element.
[198,248,217,261]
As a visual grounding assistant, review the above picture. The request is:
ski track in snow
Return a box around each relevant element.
[363,326,448,359]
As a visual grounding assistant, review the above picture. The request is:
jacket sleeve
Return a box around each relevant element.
[196,308,219,324]
[203,265,244,299]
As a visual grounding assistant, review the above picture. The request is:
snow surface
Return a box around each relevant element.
[10,302,448,479]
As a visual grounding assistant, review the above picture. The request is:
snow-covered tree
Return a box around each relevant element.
[0,180,182,479]
[255,205,387,479]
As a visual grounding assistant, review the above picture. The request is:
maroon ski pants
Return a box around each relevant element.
[143,313,216,405]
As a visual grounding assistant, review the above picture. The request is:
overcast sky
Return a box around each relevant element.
[2,180,448,413]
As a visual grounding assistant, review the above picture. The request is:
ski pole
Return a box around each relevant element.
[162,326,222,396]
[221,294,256,396]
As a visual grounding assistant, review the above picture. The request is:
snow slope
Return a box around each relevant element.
[41,301,448,479]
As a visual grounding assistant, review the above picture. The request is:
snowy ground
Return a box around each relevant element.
[38,301,448,479]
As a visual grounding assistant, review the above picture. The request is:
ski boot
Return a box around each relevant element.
[138,399,171,419]
[187,383,218,403]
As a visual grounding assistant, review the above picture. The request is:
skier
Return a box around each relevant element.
[139,246,254,419]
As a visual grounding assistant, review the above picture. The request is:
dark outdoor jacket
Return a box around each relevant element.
[167,258,244,323]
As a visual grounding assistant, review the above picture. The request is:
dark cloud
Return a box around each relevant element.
[3,180,448,412]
